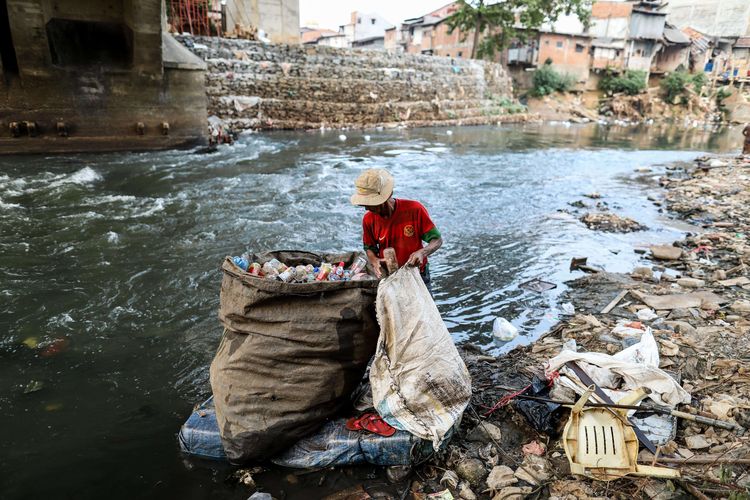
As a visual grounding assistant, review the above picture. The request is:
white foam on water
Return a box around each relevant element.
[48,167,102,188]
[48,313,74,327]
[132,198,165,218]
[106,231,120,243]
[88,195,137,205]
[0,198,21,209]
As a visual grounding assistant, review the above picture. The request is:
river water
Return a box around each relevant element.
[0,123,743,499]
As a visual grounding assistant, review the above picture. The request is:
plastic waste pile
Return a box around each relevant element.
[231,254,374,283]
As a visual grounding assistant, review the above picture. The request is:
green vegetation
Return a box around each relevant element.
[494,96,527,114]
[716,87,733,114]
[530,63,575,97]
[661,71,707,103]
[599,69,647,96]
[445,0,592,59]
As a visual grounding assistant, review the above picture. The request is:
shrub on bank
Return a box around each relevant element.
[661,71,707,103]
[599,69,647,95]
[530,63,575,97]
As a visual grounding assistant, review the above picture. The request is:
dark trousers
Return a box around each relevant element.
[421,267,433,296]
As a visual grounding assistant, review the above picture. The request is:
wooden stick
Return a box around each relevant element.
[658,457,750,465]
[601,290,629,314]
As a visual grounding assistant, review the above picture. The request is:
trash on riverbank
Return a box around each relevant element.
[580,212,647,233]
[402,154,750,498]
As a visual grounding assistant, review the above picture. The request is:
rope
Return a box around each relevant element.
[482,371,561,417]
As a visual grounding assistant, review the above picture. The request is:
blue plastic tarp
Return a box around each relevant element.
[178,397,435,467]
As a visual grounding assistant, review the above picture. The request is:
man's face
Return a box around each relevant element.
[362,201,388,217]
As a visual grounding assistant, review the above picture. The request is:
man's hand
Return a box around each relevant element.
[406,249,426,267]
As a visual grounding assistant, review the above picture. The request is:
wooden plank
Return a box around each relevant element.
[601,290,629,314]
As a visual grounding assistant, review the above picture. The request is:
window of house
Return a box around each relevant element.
[357,17,361,24]
[457,51,462,57]
[545,40,549,45]
[371,18,376,25]
[556,41,563,48]
[575,44,584,53]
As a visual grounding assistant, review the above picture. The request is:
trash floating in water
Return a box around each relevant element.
[519,278,557,293]
[493,317,518,341]
[446,130,453,136]
[338,134,347,141]
[561,302,575,315]
[22,337,39,349]
[364,135,371,141]
[23,380,44,394]
[39,337,70,358]
[229,254,374,283]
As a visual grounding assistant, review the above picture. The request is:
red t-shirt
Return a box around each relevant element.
[362,199,441,270]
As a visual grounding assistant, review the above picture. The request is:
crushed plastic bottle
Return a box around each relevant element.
[232,256,249,271]
[350,256,368,275]
[492,317,518,342]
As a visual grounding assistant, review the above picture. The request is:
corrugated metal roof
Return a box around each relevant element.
[736,37,750,48]
[592,38,626,49]
[664,26,690,45]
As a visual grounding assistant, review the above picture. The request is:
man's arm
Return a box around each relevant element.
[366,248,385,279]
[406,236,443,267]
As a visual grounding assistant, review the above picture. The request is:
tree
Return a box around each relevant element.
[446,0,592,59]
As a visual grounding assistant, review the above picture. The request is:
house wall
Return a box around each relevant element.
[538,33,591,81]
[348,11,393,42]
[431,22,472,58]
[625,39,659,71]
[591,1,632,38]
[0,0,207,154]
[653,45,690,73]
[592,46,625,69]
[384,28,399,51]
[629,11,666,40]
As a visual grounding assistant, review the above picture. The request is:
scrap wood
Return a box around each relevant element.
[601,290,629,314]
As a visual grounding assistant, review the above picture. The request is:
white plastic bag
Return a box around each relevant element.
[545,328,689,407]
[493,317,518,341]
[370,267,472,448]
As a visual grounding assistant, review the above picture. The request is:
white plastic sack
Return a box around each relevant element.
[370,267,472,448]
[545,328,690,407]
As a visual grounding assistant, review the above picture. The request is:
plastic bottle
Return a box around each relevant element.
[493,318,518,342]
[294,265,308,282]
[248,262,262,276]
[315,263,332,281]
[349,256,368,275]
[278,267,295,282]
[335,262,345,278]
[232,256,249,271]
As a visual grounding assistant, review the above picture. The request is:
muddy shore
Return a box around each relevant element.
[406,153,750,499]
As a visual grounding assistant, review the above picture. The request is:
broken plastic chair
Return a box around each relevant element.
[562,385,680,481]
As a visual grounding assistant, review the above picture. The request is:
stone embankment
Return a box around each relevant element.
[178,36,528,132]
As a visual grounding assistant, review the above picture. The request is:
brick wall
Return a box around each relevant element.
[184,36,520,130]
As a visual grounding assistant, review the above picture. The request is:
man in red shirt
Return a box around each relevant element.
[350,168,443,292]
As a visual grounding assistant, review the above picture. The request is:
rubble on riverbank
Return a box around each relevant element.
[406,154,750,499]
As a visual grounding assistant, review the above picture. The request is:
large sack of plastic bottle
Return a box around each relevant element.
[211,251,379,464]
[370,266,472,448]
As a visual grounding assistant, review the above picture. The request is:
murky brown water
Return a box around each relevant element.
[0,122,743,499]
